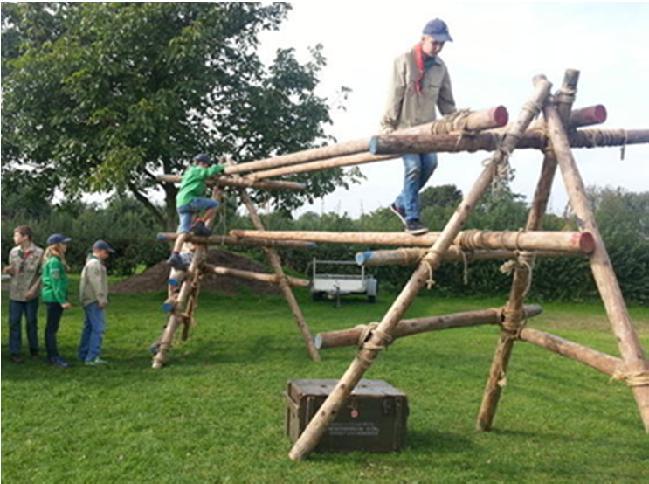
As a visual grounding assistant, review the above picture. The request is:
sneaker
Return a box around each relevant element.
[405,220,429,235]
[149,343,160,356]
[49,356,69,368]
[161,300,176,313]
[10,354,24,364]
[389,203,407,226]
[190,221,212,237]
[85,357,108,366]
[167,253,185,269]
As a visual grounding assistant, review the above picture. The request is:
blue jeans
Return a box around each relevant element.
[45,302,64,359]
[78,302,106,362]
[177,197,219,233]
[8,299,39,356]
[394,152,438,222]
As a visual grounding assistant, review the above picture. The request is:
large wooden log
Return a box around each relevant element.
[157,175,306,191]
[544,102,649,431]
[519,327,622,377]
[288,76,551,461]
[477,70,580,431]
[202,263,309,288]
[356,247,578,267]
[239,190,321,362]
[222,107,508,175]
[230,229,595,253]
[156,232,316,249]
[316,304,543,349]
[368,128,649,155]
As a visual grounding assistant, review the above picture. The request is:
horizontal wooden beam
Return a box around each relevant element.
[519,327,622,377]
[356,247,580,267]
[156,233,316,249]
[229,230,596,253]
[315,304,543,349]
[202,263,309,288]
[369,128,649,155]
[156,175,305,192]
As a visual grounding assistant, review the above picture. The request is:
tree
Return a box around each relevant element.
[419,184,463,208]
[2,3,359,229]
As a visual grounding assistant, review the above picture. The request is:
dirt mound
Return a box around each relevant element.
[110,250,281,295]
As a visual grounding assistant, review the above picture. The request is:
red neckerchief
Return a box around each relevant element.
[413,43,426,94]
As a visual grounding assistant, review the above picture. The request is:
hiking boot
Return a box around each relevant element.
[167,253,185,269]
[405,220,428,235]
[85,357,108,366]
[389,203,407,227]
[49,356,69,368]
[10,354,24,364]
[191,221,212,237]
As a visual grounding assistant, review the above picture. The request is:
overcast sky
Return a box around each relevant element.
[258,1,649,218]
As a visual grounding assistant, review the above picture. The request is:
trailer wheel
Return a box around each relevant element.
[312,292,324,301]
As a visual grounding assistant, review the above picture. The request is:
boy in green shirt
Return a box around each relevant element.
[168,154,224,269]
[41,233,72,368]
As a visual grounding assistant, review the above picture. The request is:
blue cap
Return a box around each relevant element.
[423,18,452,42]
[47,233,72,245]
[193,153,213,165]
[93,240,115,253]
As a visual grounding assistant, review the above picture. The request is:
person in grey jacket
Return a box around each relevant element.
[381,18,456,234]
[78,240,114,365]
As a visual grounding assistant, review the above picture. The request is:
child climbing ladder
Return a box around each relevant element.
[167,154,224,269]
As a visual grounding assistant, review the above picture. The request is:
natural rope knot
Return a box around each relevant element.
[611,369,649,387]
[431,108,474,136]
[358,323,393,352]
[458,229,481,251]
[421,258,437,289]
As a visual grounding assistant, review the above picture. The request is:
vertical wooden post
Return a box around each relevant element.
[239,190,321,362]
[477,70,580,431]
[152,188,221,369]
[287,76,552,461]
[544,103,649,431]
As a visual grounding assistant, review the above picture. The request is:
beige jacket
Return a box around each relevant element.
[8,243,43,301]
[381,49,456,131]
[80,256,108,307]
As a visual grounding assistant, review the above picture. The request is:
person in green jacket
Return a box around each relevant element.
[41,234,72,368]
[168,153,224,269]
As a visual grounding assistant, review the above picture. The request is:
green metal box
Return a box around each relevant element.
[286,379,409,453]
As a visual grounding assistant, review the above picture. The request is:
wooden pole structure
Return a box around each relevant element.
[157,175,306,192]
[156,232,316,249]
[239,190,321,362]
[315,304,543,350]
[367,127,649,155]
[356,247,578,267]
[221,107,508,175]
[544,101,649,431]
[230,229,595,253]
[288,76,551,460]
[202,263,310,288]
[519,327,623,377]
[477,70,580,431]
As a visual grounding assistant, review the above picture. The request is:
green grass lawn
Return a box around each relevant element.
[2,284,648,483]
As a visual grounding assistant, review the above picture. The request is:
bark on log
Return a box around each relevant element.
[519,327,622,377]
[477,70,580,431]
[356,247,578,267]
[316,305,543,349]
[544,102,649,432]
[288,76,551,461]
[157,175,306,192]
[222,107,507,175]
[239,190,321,362]
[368,128,649,155]
[230,229,595,253]
[156,232,316,249]
[202,263,309,288]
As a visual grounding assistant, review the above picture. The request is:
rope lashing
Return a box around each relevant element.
[611,369,649,387]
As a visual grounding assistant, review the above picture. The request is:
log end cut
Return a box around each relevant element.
[490,106,509,127]
[577,232,596,254]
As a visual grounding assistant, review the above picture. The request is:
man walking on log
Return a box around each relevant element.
[381,18,456,234]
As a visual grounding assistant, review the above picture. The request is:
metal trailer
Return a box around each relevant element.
[310,258,378,305]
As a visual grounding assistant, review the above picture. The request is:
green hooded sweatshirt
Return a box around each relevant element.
[41,255,69,304]
[176,164,224,207]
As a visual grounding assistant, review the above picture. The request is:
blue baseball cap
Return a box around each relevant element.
[47,233,72,245]
[193,153,213,164]
[93,240,115,253]
[423,18,452,42]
